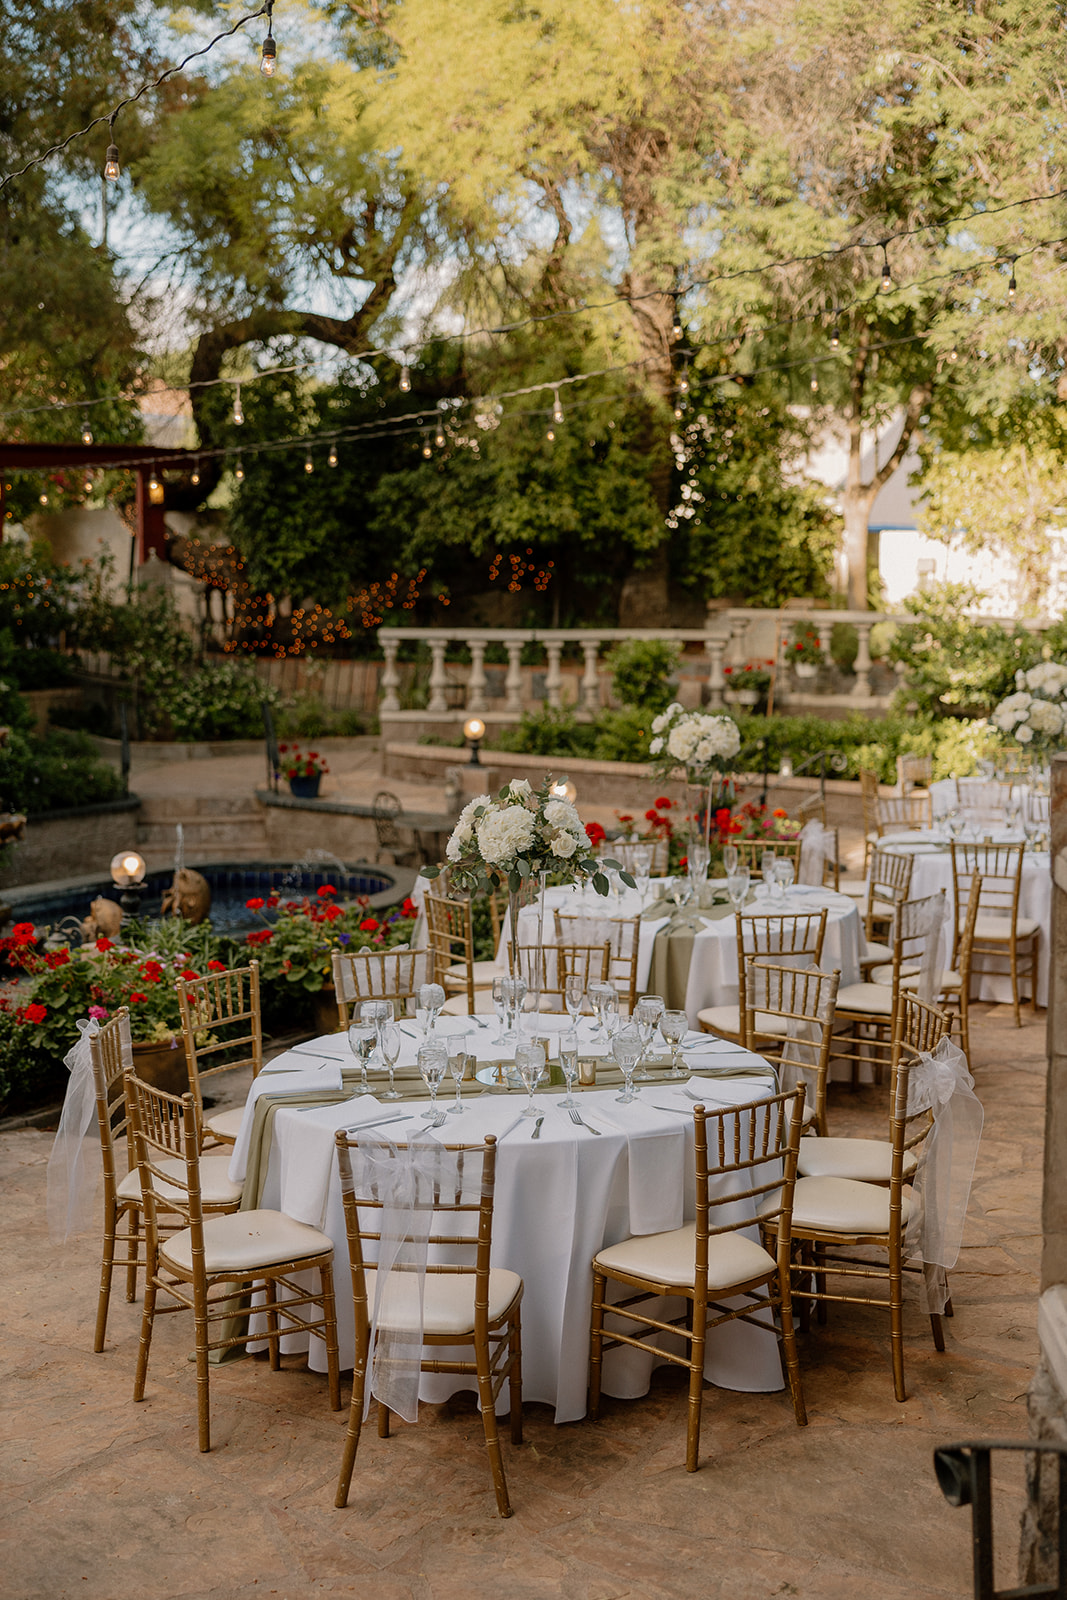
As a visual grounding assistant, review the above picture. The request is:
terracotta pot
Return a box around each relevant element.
[131,1036,188,1097]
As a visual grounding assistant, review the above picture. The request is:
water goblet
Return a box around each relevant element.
[417,982,445,1036]
[688,843,710,888]
[760,850,778,899]
[722,844,739,876]
[377,1021,402,1099]
[501,976,527,1042]
[360,998,391,1061]
[594,983,619,1040]
[611,1024,643,1104]
[514,1041,545,1118]
[347,1019,377,1095]
[588,980,612,1036]
[557,1031,580,1108]
[632,995,665,1080]
[726,867,751,913]
[417,1040,449,1118]
[659,1009,688,1078]
[564,974,585,1029]
[447,1032,470,1114]
[669,875,692,912]
[776,857,796,896]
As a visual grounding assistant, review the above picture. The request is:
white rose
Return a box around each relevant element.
[545,799,580,831]
[650,712,668,734]
[476,804,538,866]
[665,702,683,717]
[667,722,700,761]
[649,736,663,755]
[506,778,537,809]
[1017,724,1034,742]
[550,829,577,858]
[1029,699,1064,735]
[694,737,715,763]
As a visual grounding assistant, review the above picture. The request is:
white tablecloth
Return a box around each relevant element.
[880,841,1051,1006]
[229,1034,784,1423]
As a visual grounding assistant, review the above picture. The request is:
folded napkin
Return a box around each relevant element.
[255,1061,343,1094]
[426,1101,525,1146]
[277,1095,393,1227]
[291,1034,351,1061]
[682,1074,776,1107]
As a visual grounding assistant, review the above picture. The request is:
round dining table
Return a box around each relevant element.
[227,1016,785,1424]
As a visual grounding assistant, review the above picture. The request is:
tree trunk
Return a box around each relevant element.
[842,492,875,610]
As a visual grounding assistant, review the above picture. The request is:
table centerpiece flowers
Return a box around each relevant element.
[991,662,1067,754]
[646,704,742,852]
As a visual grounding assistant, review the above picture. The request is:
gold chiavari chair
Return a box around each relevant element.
[90,1010,243,1351]
[831,889,946,1085]
[424,890,505,1013]
[589,1089,808,1471]
[796,791,826,827]
[876,793,934,834]
[334,1131,523,1518]
[869,876,981,1061]
[604,837,670,876]
[696,908,828,1042]
[858,847,916,973]
[775,992,951,1401]
[732,837,803,873]
[508,941,611,1008]
[176,961,262,1148]
[553,911,641,1014]
[743,961,840,1136]
[896,753,933,795]
[949,842,1038,1026]
[859,768,882,872]
[126,1070,340,1452]
[332,947,420,1027]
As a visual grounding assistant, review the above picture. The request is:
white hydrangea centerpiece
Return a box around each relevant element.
[647,703,741,781]
[991,662,1067,751]
[426,775,633,897]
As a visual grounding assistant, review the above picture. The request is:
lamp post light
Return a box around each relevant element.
[110,849,148,915]
[550,779,577,804]
[463,716,486,767]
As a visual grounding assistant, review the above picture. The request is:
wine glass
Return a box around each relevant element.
[760,850,778,898]
[492,975,508,1031]
[558,1030,580,1108]
[590,982,618,1039]
[688,843,710,887]
[377,1021,402,1099]
[669,875,692,911]
[632,995,664,1080]
[726,866,751,913]
[632,843,653,907]
[447,1032,470,1114]
[417,982,445,1036]
[417,1040,449,1118]
[776,856,796,896]
[659,1009,688,1078]
[722,843,740,876]
[611,1024,643,1104]
[514,1041,545,1118]
[588,980,611,1035]
[347,1019,377,1095]
[501,976,527,1042]
[360,998,391,1060]
[564,974,585,1029]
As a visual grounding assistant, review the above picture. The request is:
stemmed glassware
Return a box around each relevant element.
[726,865,751,913]
[632,995,665,1080]
[659,1009,688,1078]
[447,1032,470,1115]
[377,1021,402,1099]
[776,856,796,897]
[669,875,692,912]
[347,1017,377,1095]
[416,983,445,1036]
[417,1040,449,1118]
[558,1030,580,1108]
[688,842,710,891]
[514,1041,545,1118]
[722,843,739,876]
[564,974,585,1030]
[760,849,778,899]
[499,976,527,1042]
[632,843,653,907]
[589,981,618,1039]
[611,1024,643,1104]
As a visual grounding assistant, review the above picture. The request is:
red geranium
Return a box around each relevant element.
[246,929,272,946]
[266,895,279,908]
[207,959,226,972]
[246,897,265,911]
[10,922,37,946]
[317,885,337,898]
[44,949,70,968]
[359,918,380,932]
[585,821,606,845]
[322,903,343,922]
[654,797,672,809]
[96,937,114,953]
[644,808,659,823]
[180,968,199,981]
[401,897,418,918]
[23,1002,47,1024]
[128,991,147,1003]
[140,960,163,984]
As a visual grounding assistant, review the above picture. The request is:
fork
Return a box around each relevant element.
[567,1107,601,1135]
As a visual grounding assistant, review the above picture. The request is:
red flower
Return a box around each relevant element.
[95,937,114,953]
[359,917,380,932]
[44,949,71,968]
[140,960,163,984]
[279,743,288,753]
[644,808,659,823]
[207,959,226,972]
[772,808,788,819]
[678,856,688,871]
[654,797,672,809]
[322,903,343,922]
[723,666,733,675]
[24,1002,47,1024]
[618,814,633,825]
[266,895,279,909]
[585,821,606,845]
[246,929,273,946]
[128,991,147,1003]
[246,897,265,911]
[11,922,37,946]
[795,641,803,651]
[282,958,292,973]
[317,885,337,898]
[401,897,418,918]
[180,968,199,981]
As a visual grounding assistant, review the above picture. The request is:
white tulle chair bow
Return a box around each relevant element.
[47,1017,132,1244]
[904,1036,984,1313]
[797,820,836,886]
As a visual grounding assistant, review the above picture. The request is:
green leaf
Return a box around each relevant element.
[618,871,636,888]
[423,864,440,879]
[592,873,609,896]
[508,869,521,892]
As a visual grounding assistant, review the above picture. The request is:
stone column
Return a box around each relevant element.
[466,639,487,712]
[581,639,601,714]
[851,621,873,698]
[504,638,524,713]
[379,636,400,713]
[427,637,449,712]
[706,638,726,708]
[545,640,563,708]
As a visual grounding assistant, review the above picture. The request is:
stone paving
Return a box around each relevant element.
[2,1001,1044,1600]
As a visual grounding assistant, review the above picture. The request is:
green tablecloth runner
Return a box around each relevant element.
[643,901,735,1010]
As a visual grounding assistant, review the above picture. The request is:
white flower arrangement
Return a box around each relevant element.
[647,704,741,779]
[992,662,1067,750]
[428,776,631,896]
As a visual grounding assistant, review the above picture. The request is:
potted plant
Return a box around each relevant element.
[278,743,329,799]
[790,626,825,680]
[722,662,774,708]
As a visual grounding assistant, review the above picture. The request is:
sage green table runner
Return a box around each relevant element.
[643,900,735,1011]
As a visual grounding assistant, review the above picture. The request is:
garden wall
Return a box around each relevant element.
[0,798,141,890]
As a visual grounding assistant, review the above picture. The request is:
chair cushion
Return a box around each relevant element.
[594,1221,777,1292]
[860,941,893,966]
[838,878,867,902]
[205,1106,245,1143]
[869,899,898,920]
[868,964,961,992]
[443,960,507,990]
[160,1209,334,1276]
[796,1137,917,1183]
[117,1155,243,1208]
[697,1005,787,1039]
[968,914,1040,941]
[834,982,895,1016]
[762,1175,912,1235]
[361,1266,522,1335]
[441,990,495,1015]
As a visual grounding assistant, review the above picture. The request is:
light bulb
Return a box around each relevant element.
[551,388,564,424]
[810,371,819,393]
[81,423,93,445]
[421,434,432,458]
[148,471,160,492]
[829,323,841,350]
[673,405,684,420]
[104,144,120,181]
[677,370,690,395]
[328,444,338,467]
[83,474,93,494]
[672,315,683,341]
[233,386,244,425]
[190,458,201,487]
[39,492,49,505]
[948,346,959,363]
[1008,268,1017,303]
[234,459,245,482]
[399,364,411,392]
[304,452,314,474]
[546,426,555,442]
[434,420,446,448]
[880,244,892,292]
[260,32,277,75]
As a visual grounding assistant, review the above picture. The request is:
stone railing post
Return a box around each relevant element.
[581,638,601,714]
[545,640,563,707]
[466,639,487,712]
[851,621,873,698]
[706,637,726,708]
[504,637,524,713]
[380,636,401,713]
[427,637,449,712]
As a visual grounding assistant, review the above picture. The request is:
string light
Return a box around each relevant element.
[551,388,564,423]
[234,458,245,482]
[328,443,338,467]
[948,346,959,363]
[81,421,93,445]
[38,491,48,505]
[83,471,93,494]
[809,368,819,393]
[304,450,313,473]
[260,0,277,76]
[671,296,683,341]
[190,457,201,486]
[1008,260,1018,303]
[398,362,411,393]
[829,320,841,350]
[880,243,893,293]
[232,384,244,425]
[148,468,161,493]
[546,424,556,442]
[421,431,433,458]
[434,417,446,449]
[103,116,120,182]
[676,358,690,396]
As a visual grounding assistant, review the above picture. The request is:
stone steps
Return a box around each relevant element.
[135,793,269,858]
